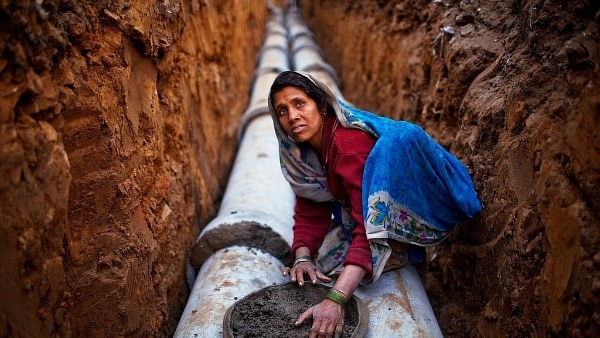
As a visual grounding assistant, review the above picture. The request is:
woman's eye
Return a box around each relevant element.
[278,109,287,116]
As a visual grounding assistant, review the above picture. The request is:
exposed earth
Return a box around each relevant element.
[1,1,599,338]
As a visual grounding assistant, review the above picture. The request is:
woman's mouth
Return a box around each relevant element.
[291,124,306,135]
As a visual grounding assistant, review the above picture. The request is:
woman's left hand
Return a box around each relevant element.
[295,298,344,338]
[283,261,332,286]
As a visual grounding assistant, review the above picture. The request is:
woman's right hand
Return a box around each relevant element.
[295,299,344,338]
[283,261,332,286]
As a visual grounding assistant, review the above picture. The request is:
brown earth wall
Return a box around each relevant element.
[301,1,599,337]
[0,1,268,337]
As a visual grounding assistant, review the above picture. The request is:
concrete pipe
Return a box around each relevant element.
[239,71,279,137]
[190,11,294,269]
[353,266,444,338]
[246,14,290,120]
[290,45,340,87]
[266,17,286,35]
[291,34,321,54]
[255,26,289,74]
[190,112,295,269]
[256,47,289,76]
[287,19,312,40]
[174,246,288,338]
[288,34,342,98]
[263,30,288,50]
[291,42,322,65]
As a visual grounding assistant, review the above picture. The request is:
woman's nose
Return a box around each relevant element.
[288,110,300,121]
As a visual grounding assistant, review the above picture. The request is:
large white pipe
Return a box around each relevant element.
[291,34,319,52]
[179,8,295,336]
[287,14,312,41]
[178,12,296,336]
[179,10,296,337]
[239,71,280,133]
[257,17,288,74]
[353,267,444,338]
[190,113,295,268]
[257,45,289,72]
[288,17,343,99]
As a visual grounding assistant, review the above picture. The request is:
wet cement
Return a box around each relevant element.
[225,283,363,338]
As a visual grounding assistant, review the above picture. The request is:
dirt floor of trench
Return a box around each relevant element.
[1,1,599,338]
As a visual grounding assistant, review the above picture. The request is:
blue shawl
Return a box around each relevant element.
[337,100,482,235]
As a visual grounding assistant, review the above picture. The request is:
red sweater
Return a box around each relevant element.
[291,115,376,278]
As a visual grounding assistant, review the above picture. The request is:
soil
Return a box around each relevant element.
[225,283,363,338]
[1,0,599,338]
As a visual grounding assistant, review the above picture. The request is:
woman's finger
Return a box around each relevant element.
[291,262,317,285]
[307,266,318,284]
[294,267,309,286]
[316,270,332,282]
[295,306,315,326]
[333,321,343,338]
[309,318,323,338]
[311,320,335,338]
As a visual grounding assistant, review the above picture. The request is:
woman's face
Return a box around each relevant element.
[273,86,324,150]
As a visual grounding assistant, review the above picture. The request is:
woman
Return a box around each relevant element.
[268,71,481,338]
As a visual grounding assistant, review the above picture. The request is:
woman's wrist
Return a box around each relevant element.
[331,287,350,299]
[325,288,348,307]
[293,255,313,267]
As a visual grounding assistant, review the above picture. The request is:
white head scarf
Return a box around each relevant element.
[268,71,344,202]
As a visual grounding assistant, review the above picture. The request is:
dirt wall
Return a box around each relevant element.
[301,0,599,337]
[0,1,268,337]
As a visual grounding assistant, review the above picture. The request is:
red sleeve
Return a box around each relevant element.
[329,129,377,278]
[291,196,333,259]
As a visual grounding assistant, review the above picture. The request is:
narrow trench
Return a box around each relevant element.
[175,8,443,338]
[1,1,597,337]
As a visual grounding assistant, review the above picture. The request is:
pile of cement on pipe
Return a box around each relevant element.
[174,246,288,337]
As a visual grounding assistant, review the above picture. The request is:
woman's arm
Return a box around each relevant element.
[329,127,377,278]
[293,128,375,337]
[290,196,332,257]
[284,197,334,286]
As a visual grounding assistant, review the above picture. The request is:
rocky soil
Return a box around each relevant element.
[1,0,598,338]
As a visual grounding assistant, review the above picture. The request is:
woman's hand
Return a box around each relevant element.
[283,261,332,286]
[295,299,344,338]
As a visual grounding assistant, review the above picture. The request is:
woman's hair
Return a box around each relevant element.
[269,71,331,114]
